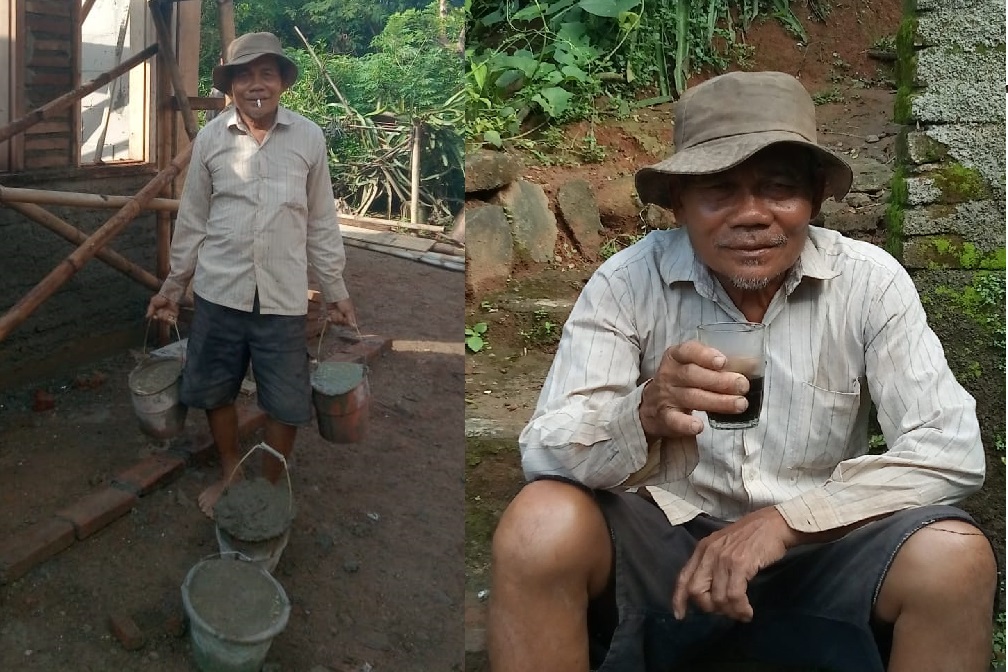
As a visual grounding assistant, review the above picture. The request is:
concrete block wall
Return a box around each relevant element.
[889,0,1006,520]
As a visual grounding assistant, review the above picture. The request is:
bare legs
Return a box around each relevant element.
[875,519,997,672]
[489,483,998,672]
[487,480,612,672]
[197,405,298,518]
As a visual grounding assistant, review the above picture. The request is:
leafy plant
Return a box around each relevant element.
[811,87,844,105]
[466,322,490,352]
[600,231,647,259]
[520,309,562,347]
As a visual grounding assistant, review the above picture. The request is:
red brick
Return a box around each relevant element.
[113,453,186,496]
[55,487,137,540]
[108,612,145,651]
[345,336,392,364]
[0,518,75,584]
[170,430,216,465]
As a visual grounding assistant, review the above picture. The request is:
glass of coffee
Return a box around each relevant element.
[697,322,766,430]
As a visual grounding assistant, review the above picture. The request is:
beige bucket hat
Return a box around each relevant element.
[212,32,299,92]
[635,71,853,209]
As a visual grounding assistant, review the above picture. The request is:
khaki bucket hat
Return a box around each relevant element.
[635,71,853,209]
[212,32,299,92]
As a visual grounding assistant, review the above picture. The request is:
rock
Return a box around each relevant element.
[465,150,523,193]
[360,629,391,651]
[464,204,513,297]
[108,612,144,651]
[641,203,677,230]
[556,180,603,259]
[595,175,640,223]
[31,390,54,413]
[343,558,360,573]
[845,155,893,194]
[492,180,558,264]
[865,134,880,143]
[844,192,873,208]
[821,203,887,234]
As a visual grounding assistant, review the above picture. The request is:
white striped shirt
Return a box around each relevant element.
[519,226,985,532]
[160,106,348,314]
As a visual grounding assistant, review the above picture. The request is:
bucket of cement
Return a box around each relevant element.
[310,361,370,443]
[214,443,294,573]
[180,553,290,672]
[128,322,187,439]
[310,321,371,443]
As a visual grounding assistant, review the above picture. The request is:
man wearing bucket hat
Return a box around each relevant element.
[146,32,356,517]
[488,72,995,671]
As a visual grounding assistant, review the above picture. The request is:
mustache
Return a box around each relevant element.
[714,233,788,249]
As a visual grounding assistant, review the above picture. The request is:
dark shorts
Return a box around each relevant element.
[180,293,311,426]
[584,487,985,672]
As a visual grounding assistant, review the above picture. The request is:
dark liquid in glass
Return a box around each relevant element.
[708,376,764,426]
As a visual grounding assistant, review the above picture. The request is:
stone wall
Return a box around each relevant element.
[890,0,1006,515]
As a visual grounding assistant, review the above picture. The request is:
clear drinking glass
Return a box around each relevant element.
[697,322,766,429]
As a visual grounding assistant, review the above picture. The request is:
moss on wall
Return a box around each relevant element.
[932,162,991,201]
[885,168,907,260]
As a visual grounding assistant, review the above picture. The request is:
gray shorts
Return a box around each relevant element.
[585,487,987,672]
[180,293,312,426]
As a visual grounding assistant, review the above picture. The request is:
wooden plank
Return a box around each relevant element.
[24,15,72,35]
[25,1,73,17]
[27,55,70,68]
[24,153,72,169]
[26,72,73,87]
[339,224,437,253]
[24,136,70,151]
[32,39,68,52]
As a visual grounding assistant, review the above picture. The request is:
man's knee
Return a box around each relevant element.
[876,518,997,621]
[491,479,611,587]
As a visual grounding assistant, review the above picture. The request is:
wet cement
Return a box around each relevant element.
[310,361,365,396]
[214,478,294,542]
[129,358,182,395]
[187,558,287,639]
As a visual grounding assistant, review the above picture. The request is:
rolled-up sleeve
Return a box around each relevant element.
[159,136,210,304]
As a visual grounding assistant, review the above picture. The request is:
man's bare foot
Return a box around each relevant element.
[198,481,227,520]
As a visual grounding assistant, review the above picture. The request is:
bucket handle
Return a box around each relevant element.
[315,315,365,364]
[142,318,184,361]
[223,442,294,518]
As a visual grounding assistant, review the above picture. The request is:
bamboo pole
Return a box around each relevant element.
[148,1,198,141]
[216,0,236,58]
[0,142,193,343]
[82,0,98,21]
[410,121,422,226]
[0,186,178,211]
[0,44,158,146]
[3,201,161,291]
[342,238,464,272]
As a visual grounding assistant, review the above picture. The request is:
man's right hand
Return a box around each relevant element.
[146,294,179,323]
[638,340,751,440]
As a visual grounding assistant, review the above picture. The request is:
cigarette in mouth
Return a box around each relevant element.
[256,98,261,108]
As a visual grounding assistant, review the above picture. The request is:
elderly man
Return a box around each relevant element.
[488,71,996,672]
[147,32,355,517]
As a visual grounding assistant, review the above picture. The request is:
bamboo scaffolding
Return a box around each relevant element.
[0,44,158,146]
[216,0,236,57]
[0,186,179,211]
[148,1,198,140]
[0,142,193,343]
[4,201,161,291]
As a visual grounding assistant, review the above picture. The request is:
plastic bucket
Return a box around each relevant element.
[180,554,290,672]
[215,443,294,574]
[310,362,370,443]
[129,321,187,439]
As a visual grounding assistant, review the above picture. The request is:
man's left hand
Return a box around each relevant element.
[672,507,801,622]
[326,298,357,328]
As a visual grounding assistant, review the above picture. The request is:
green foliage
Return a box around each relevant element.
[993,609,1006,669]
[466,322,489,352]
[464,0,810,147]
[600,230,647,259]
[520,309,562,347]
[811,87,844,105]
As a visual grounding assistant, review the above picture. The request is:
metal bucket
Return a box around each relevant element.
[310,321,371,443]
[214,443,294,574]
[180,553,290,672]
[310,362,370,443]
[128,322,186,439]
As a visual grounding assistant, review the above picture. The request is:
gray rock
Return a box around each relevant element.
[343,558,360,573]
[465,204,514,297]
[865,134,880,143]
[845,155,893,194]
[844,192,873,209]
[556,180,603,259]
[821,203,887,234]
[492,180,558,264]
[596,175,640,223]
[641,203,677,230]
[465,150,523,193]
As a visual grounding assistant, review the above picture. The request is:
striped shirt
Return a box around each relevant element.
[519,226,985,532]
[159,106,348,315]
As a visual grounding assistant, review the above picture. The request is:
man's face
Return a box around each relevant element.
[229,55,287,123]
[669,144,826,293]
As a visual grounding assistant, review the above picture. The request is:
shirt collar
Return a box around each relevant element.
[225,105,293,132]
[658,225,840,296]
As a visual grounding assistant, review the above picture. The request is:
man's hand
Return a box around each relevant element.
[146,294,179,323]
[639,340,751,440]
[672,507,801,622]
[326,298,357,328]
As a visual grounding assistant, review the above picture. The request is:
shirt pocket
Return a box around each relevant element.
[782,379,863,472]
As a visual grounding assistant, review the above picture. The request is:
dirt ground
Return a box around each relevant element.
[0,246,465,671]
[465,0,1005,668]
